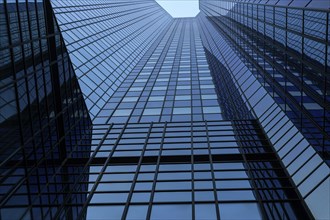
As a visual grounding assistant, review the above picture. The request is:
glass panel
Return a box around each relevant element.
[87,206,124,220]
[151,204,192,220]
[219,203,262,220]
[195,204,217,220]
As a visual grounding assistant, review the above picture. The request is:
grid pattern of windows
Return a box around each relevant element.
[0,1,92,219]
[198,2,330,219]
[199,0,330,166]
[96,19,223,124]
[1,0,328,219]
[52,0,173,119]
[204,49,254,120]
[78,120,310,220]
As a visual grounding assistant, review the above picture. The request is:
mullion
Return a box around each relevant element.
[52,122,114,219]
[190,20,196,220]
[121,122,153,219]
[33,0,55,217]
[204,121,221,220]
[146,121,167,220]
[209,13,327,140]
[0,0,30,210]
[129,18,178,123]
[231,124,269,219]
[96,13,172,119]
[20,0,47,218]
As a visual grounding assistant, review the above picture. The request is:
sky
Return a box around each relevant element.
[156,0,200,18]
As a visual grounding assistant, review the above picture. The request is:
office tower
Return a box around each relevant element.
[0,0,329,220]
[51,0,173,119]
[0,1,92,219]
[198,1,329,219]
[199,0,330,165]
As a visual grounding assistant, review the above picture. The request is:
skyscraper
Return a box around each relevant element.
[0,0,329,219]
[0,0,92,219]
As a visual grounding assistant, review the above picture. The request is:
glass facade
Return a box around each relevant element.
[96,19,223,124]
[0,1,91,219]
[0,0,329,219]
[86,120,310,220]
[199,0,330,165]
[198,1,329,219]
[51,0,173,119]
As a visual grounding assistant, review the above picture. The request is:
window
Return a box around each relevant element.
[177,85,191,89]
[126,205,148,220]
[203,107,221,114]
[87,206,124,220]
[143,108,162,115]
[129,87,143,91]
[153,86,167,91]
[149,96,165,101]
[202,94,217,99]
[200,84,215,89]
[195,204,217,219]
[175,95,191,100]
[122,97,139,102]
[173,107,191,114]
[151,204,192,220]
[113,109,132,116]
[219,203,262,220]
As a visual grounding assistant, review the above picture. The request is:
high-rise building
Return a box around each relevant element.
[0,1,92,219]
[0,0,329,219]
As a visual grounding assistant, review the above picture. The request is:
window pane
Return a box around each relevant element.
[143,108,162,115]
[151,204,192,220]
[195,204,217,220]
[126,205,148,220]
[219,203,262,220]
[203,107,221,113]
[173,107,191,114]
[113,109,132,116]
[87,206,124,220]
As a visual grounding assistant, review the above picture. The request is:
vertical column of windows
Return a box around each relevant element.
[199,0,329,165]
[104,19,223,124]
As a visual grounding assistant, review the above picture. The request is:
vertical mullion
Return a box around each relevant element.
[204,121,220,220]
[1,4,51,219]
[25,2,46,216]
[43,0,67,162]
[190,122,195,220]
[322,13,328,157]
[34,0,53,163]
[0,0,27,210]
[52,6,76,219]
[231,121,269,220]
[121,122,153,219]
[284,7,288,113]
[300,10,305,130]
[15,1,36,163]
[52,123,114,219]
[146,121,167,220]
[74,122,123,220]
[190,20,195,220]
[33,1,54,217]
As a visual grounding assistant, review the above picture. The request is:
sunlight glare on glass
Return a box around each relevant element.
[156,0,200,18]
